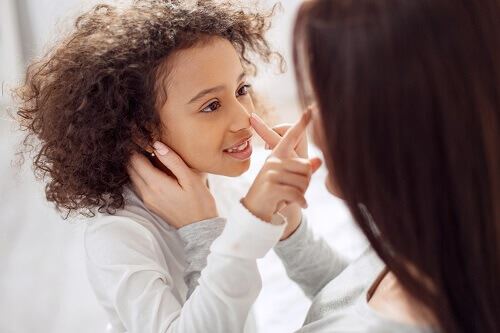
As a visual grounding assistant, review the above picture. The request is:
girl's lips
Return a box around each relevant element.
[223,139,253,160]
[223,135,252,151]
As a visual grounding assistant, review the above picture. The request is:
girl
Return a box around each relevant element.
[16,1,319,332]
[133,0,500,332]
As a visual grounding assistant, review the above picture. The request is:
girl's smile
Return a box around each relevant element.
[223,136,253,160]
[157,36,256,177]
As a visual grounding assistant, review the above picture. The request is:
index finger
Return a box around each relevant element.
[273,108,312,157]
[250,113,281,148]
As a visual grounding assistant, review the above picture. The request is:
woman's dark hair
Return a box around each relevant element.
[294,0,500,332]
[16,0,282,217]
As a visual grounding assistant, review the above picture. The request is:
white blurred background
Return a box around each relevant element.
[0,1,367,332]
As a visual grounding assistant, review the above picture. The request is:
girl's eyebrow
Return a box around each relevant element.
[187,72,246,105]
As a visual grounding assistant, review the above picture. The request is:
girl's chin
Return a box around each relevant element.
[215,159,251,177]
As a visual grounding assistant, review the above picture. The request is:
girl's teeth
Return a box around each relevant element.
[227,141,248,153]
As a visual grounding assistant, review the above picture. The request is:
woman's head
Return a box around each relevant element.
[16,0,282,216]
[294,0,500,331]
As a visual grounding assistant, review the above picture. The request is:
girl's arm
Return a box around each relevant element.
[176,217,226,299]
[274,215,348,299]
[249,111,348,299]
[85,203,285,333]
[177,207,285,299]
[121,111,314,332]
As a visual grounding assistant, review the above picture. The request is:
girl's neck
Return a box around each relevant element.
[198,172,209,188]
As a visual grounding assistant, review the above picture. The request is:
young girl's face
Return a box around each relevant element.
[157,37,254,177]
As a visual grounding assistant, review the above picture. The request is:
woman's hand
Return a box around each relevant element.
[242,109,321,234]
[127,143,218,229]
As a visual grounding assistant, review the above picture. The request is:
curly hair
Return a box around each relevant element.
[16,0,283,218]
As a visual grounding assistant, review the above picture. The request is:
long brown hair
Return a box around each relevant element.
[294,0,500,331]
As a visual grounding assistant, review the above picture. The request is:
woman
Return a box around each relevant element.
[15,1,320,332]
[132,0,500,332]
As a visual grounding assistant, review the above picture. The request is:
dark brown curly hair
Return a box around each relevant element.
[16,0,283,217]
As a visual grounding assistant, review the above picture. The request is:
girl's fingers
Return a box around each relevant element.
[273,108,312,158]
[127,154,146,183]
[272,171,309,193]
[283,158,312,176]
[152,141,193,187]
[250,113,282,148]
[281,156,321,176]
[277,185,308,208]
[260,123,296,151]
[276,201,288,212]
[271,124,292,137]
[129,152,178,188]
[128,152,164,183]
[310,157,322,173]
[127,159,148,193]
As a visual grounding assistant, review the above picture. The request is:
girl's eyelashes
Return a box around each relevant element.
[237,83,252,97]
[199,83,252,113]
[200,100,221,113]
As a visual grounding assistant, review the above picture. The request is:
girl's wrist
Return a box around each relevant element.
[279,204,302,240]
[240,197,273,223]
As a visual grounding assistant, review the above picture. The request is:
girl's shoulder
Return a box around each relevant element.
[84,185,173,243]
[84,211,156,243]
[83,187,183,267]
[83,212,164,266]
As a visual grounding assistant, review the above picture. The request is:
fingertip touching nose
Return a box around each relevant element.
[229,101,252,133]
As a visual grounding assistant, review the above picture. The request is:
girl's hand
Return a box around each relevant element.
[253,120,309,160]
[127,143,218,229]
[251,104,319,160]
[242,109,321,229]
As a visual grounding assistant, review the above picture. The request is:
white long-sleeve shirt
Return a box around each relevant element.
[84,187,285,333]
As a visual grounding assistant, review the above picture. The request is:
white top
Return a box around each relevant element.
[84,187,285,333]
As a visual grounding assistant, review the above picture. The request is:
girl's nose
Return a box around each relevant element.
[229,101,252,133]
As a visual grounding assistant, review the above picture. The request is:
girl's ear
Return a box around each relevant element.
[131,126,158,155]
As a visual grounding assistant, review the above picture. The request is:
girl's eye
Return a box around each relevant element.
[237,84,252,97]
[201,101,221,113]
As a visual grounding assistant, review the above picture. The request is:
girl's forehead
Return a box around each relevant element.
[160,37,244,94]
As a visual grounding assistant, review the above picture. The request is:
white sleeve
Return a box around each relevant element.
[84,202,285,333]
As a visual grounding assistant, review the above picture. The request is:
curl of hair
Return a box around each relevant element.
[15,0,284,217]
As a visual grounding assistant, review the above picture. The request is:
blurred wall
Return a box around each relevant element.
[0,0,23,107]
